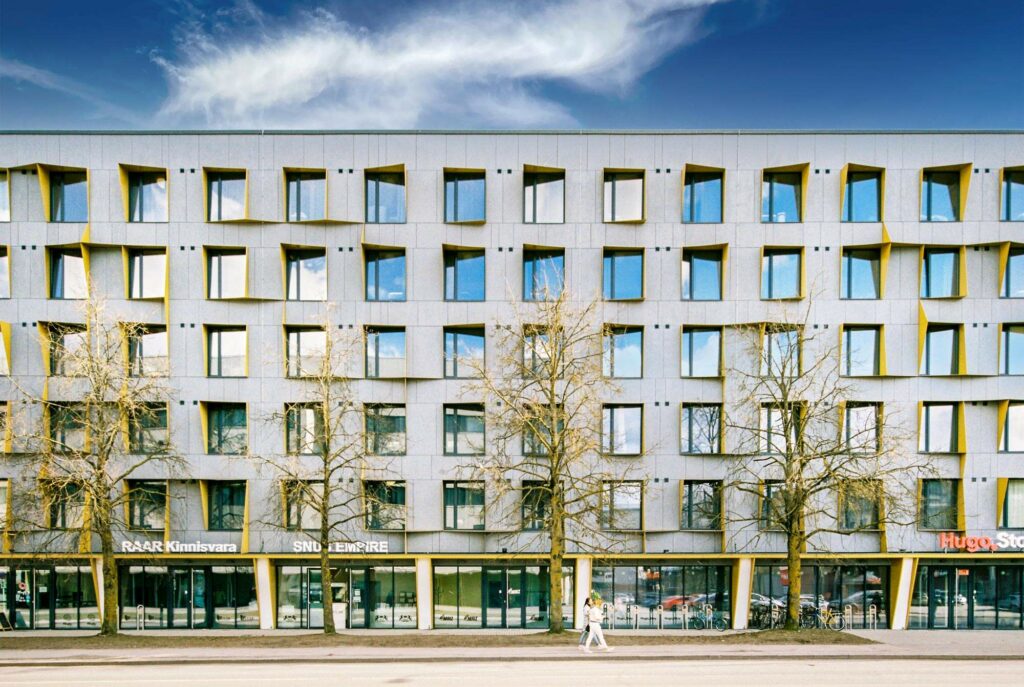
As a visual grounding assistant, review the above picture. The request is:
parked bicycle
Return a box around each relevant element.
[800,599,846,631]
[689,603,728,631]
[751,604,783,630]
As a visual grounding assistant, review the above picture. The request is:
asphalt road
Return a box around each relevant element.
[0,659,1021,686]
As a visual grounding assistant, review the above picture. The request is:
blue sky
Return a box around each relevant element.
[0,0,1021,130]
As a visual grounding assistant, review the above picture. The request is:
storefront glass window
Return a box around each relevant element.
[752,564,888,629]
[433,564,571,629]
[592,563,730,629]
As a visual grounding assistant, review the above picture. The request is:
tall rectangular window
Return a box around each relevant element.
[365,327,405,378]
[128,172,168,222]
[0,246,9,299]
[760,480,785,530]
[1003,170,1024,221]
[444,249,485,301]
[521,481,549,530]
[921,324,960,375]
[841,248,880,299]
[681,249,722,301]
[761,248,801,299]
[443,481,485,530]
[1003,248,1024,298]
[681,327,721,377]
[921,171,960,222]
[207,403,247,455]
[603,171,644,222]
[128,481,167,531]
[845,403,880,454]
[209,481,246,530]
[364,480,406,530]
[761,327,800,377]
[843,325,880,376]
[603,249,643,300]
[680,404,721,454]
[602,326,643,378]
[47,483,84,529]
[1002,325,1024,375]
[48,403,86,453]
[0,480,6,529]
[762,172,801,223]
[285,403,323,455]
[761,404,801,454]
[682,171,723,223]
[128,249,166,299]
[128,402,168,454]
[0,170,9,222]
[207,171,246,221]
[921,248,960,298]
[840,481,880,530]
[365,249,406,301]
[1000,403,1024,453]
[523,326,551,377]
[602,404,642,455]
[49,248,87,299]
[365,404,407,456]
[842,171,881,222]
[444,404,485,455]
[601,481,642,530]
[128,326,168,377]
[206,248,246,299]
[286,171,326,222]
[681,480,721,530]
[284,481,319,530]
[285,249,326,301]
[286,327,326,377]
[524,171,564,223]
[207,327,246,377]
[919,402,956,453]
[1000,479,1024,528]
[920,479,958,530]
[50,171,88,222]
[444,171,485,223]
[523,248,564,301]
[522,407,562,455]
[48,325,86,377]
[365,171,406,224]
[444,326,484,378]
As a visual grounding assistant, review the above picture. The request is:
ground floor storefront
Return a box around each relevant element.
[909,564,1024,630]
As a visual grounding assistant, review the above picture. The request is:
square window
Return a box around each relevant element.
[46,482,85,529]
[762,249,801,299]
[365,249,406,301]
[842,171,881,222]
[602,326,643,378]
[760,480,785,530]
[364,480,406,530]
[919,403,956,453]
[601,481,642,530]
[841,248,880,299]
[444,405,485,455]
[48,402,86,453]
[1003,170,1024,222]
[1000,403,1024,453]
[444,327,484,378]
[207,326,246,377]
[0,170,9,222]
[1002,325,1024,375]
[523,249,564,301]
[209,481,246,530]
[207,403,247,455]
[761,327,800,377]
[921,171,960,222]
[286,327,326,377]
[921,248,960,298]
[286,171,326,221]
[444,171,486,223]
[843,326,880,376]
[128,249,167,299]
[840,481,880,530]
[920,479,958,530]
[602,404,642,455]
[603,249,643,300]
[681,327,721,377]
[366,171,406,224]
[0,246,9,298]
[444,249,485,301]
[206,248,247,299]
[283,481,320,530]
[50,171,88,222]
[683,171,723,223]
[443,481,484,530]
[286,403,324,455]
[207,171,246,221]
[128,480,166,530]
[285,249,327,301]
[49,248,87,299]
[524,171,564,223]
[127,171,168,222]
[845,403,880,454]
[1003,248,1024,298]
[1000,479,1024,527]
[921,324,960,376]
[521,481,550,530]
[681,249,722,301]
[762,172,801,223]
[48,324,87,377]
[129,404,168,454]
[760,404,801,454]
[603,171,644,222]
[680,404,721,454]
[681,480,721,530]
[365,327,405,378]
[128,326,169,377]
[365,404,407,456]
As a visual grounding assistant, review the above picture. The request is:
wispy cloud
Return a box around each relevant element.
[155,0,727,128]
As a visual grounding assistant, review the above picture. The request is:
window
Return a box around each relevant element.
[680,404,721,454]
[443,481,485,530]
[207,327,246,377]
[1002,325,1024,375]
[761,404,801,454]
[49,403,86,453]
[209,481,246,530]
[365,404,407,455]
[920,479,958,530]
[681,249,722,301]
[524,171,564,223]
[523,408,562,455]
[762,172,801,223]
[444,327,484,378]
[1002,402,1024,453]
[49,248,87,299]
[365,249,406,301]
[683,171,723,223]
[681,480,722,530]
[602,326,643,378]
[523,326,552,377]
[523,248,564,301]
[284,481,319,531]
[444,171,485,223]
[444,404,484,455]
[364,480,406,530]
[128,249,166,299]
[444,249,485,301]
[603,171,644,222]
[602,249,643,300]
[602,404,642,455]
[365,327,405,378]
[1003,170,1024,221]
[845,403,880,454]
[0,170,9,221]
[285,249,326,301]
[206,248,246,299]
[47,483,84,529]
[50,171,88,222]
[0,246,9,298]
[521,481,549,530]
[128,326,168,377]
[841,248,880,299]
[919,402,957,453]
[601,481,642,530]
[286,171,326,221]
[285,403,323,456]
[921,324,960,375]
[207,171,246,221]
[48,325,86,376]
[921,248,960,298]
[0,480,7,530]
[286,327,326,377]
[1000,479,1024,528]
[761,248,801,298]
[840,481,880,530]
[365,171,406,224]
[921,171,960,222]
[0,329,6,375]
[760,480,785,530]
[842,326,880,376]
[128,481,166,530]
[761,326,800,377]
[127,171,168,222]
[1003,248,1024,298]
[207,403,247,455]
[129,402,168,454]
[842,171,881,222]
[681,327,721,377]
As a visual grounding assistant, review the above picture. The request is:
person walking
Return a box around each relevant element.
[577,597,591,649]
[583,596,613,653]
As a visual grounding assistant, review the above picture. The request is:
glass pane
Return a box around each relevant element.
[846,405,878,453]
[606,173,643,222]
[605,407,641,454]
[287,252,326,301]
[446,176,485,222]
[845,328,879,375]
[524,251,564,300]
[922,172,959,221]
[446,251,485,301]
[367,252,406,301]
[433,567,459,628]
[288,174,325,221]
[844,172,880,222]
[0,172,9,221]
[923,250,958,297]
[996,567,1022,629]
[445,329,484,378]
[55,173,89,222]
[603,251,643,300]
[685,173,722,223]
[683,251,722,300]
[842,249,880,299]
[0,251,9,298]
[924,327,956,375]
[1006,172,1024,221]
[131,251,166,299]
[211,174,246,221]
[209,252,246,299]
[604,329,642,378]
[1004,327,1024,375]
[763,173,800,222]
[525,174,564,223]
[1005,405,1024,452]
[367,173,406,223]
[921,405,955,452]
[1005,251,1024,297]
[212,329,246,377]
[763,251,800,298]
[683,329,720,377]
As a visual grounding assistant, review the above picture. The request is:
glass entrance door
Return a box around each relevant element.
[952,567,971,630]
[483,568,506,627]
[930,567,952,629]
[170,569,191,628]
[192,569,207,628]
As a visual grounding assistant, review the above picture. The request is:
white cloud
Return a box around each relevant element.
[155,0,727,128]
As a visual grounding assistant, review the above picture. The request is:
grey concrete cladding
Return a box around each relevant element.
[0,130,1021,557]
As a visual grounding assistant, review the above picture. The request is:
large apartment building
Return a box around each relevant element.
[0,131,1022,632]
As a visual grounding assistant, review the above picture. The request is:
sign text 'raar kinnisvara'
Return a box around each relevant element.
[938,532,1024,552]
[120,540,239,553]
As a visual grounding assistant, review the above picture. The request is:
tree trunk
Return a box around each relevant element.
[320,536,335,634]
[784,530,802,631]
[97,504,119,636]
[548,511,565,633]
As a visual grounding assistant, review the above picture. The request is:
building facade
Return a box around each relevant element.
[0,130,1022,632]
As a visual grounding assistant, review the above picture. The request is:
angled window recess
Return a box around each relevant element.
[761,164,808,223]
[1002,168,1024,221]
[48,247,88,299]
[920,164,970,222]
[523,166,565,224]
[0,169,10,221]
[365,165,406,224]
[681,247,724,301]
[120,165,168,222]
[840,164,883,222]
[920,246,965,298]
[364,246,406,302]
[204,168,248,222]
[284,169,326,222]
[603,169,645,223]
[682,165,724,223]
[444,169,486,223]
[284,247,327,301]
[1002,246,1024,298]
[39,166,89,223]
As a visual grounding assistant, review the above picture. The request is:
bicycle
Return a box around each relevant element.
[800,601,846,631]
[688,603,728,631]
[751,604,783,630]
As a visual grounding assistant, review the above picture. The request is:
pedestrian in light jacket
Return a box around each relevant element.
[577,597,592,648]
[583,597,613,653]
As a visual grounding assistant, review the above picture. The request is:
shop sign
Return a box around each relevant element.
[120,540,239,554]
[291,540,390,553]
[938,532,1024,552]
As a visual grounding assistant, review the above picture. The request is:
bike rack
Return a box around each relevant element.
[135,605,145,631]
